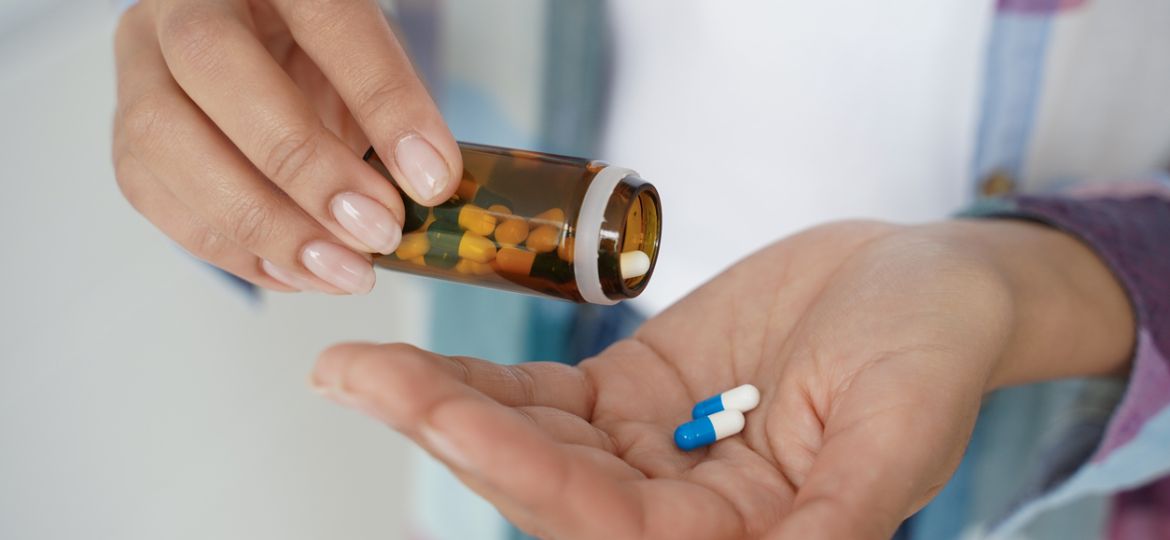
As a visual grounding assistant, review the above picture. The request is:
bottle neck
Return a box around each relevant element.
[572,166,661,303]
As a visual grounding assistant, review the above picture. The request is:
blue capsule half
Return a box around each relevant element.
[674,416,717,451]
[691,395,725,419]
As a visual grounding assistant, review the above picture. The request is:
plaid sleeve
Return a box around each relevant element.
[965,179,1170,540]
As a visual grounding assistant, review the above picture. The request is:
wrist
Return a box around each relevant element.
[941,220,1135,390]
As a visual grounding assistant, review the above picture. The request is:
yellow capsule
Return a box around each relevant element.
[533,207,565,227]
[455,258,495,275]
[557,236,575,263]
[526,225,561,253]
[427,226,497,263]
[458,232,498,262]
[394,232,430,260]
[460,205,498,236]
[435,201,497,236]
[495,218,529,246]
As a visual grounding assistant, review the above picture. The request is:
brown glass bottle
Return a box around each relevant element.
[364,142,661,304]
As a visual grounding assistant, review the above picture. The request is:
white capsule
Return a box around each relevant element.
[691,384,761,419]
[620,251,651,279]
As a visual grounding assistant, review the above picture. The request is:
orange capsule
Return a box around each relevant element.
[394,232,430,260]
[495,218,529,246]
[526,225,561,253]
[455,258,495,275]
[533,208,565,227]
[494,247,537,275]
[557,236,575,263]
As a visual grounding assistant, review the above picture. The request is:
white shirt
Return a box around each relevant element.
[600,1,994,314]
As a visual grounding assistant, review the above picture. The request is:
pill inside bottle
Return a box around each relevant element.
[364,142,662,304]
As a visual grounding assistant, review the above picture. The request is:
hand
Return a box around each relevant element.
[311,220,1133,539]
[112,0,461,294]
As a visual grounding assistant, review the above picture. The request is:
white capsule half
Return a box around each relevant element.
[691,384,761,419]
[620,251,651,279]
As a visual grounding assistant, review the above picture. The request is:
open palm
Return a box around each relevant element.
[313,221,1016,539]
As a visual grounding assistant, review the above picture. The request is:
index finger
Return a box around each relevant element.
[312,343,642,538]
[270,0,461,205]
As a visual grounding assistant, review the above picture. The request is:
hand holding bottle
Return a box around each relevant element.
[112,0,461,294]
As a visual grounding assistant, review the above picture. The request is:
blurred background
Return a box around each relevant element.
[0,0,988,538]
[0,2,426,539]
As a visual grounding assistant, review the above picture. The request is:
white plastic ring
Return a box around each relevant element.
[573,166,636,305]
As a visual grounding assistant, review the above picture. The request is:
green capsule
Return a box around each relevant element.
[426,223,498,263]
[433,201,497,236]
[402,200,431,233]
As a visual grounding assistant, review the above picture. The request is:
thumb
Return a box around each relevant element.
[767,359,981,539]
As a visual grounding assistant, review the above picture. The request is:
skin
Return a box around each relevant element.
[112,0,459,293]
[312,220,1135,539]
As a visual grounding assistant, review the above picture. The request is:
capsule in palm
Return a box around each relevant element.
[674,410,745,451]
[691,384,760,419]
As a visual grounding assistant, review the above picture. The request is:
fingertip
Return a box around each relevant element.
[388,132,461,206]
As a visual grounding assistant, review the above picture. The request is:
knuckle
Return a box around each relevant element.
[263,127,323,189]
[223,197,280,249]
[113,7,140,50]
[159,4,228,71]
[112,154,149,213]
[509,365,539,405]
[119,91,171,151]
[186,222,233,261]
[356,76,414,122]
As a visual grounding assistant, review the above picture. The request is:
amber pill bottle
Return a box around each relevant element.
[364,142,661,304]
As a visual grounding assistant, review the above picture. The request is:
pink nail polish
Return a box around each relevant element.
[301,241,376,295]
[395,134,451,201]
[261,259,316,291]
[330,192,402,254]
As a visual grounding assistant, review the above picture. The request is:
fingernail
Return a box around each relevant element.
[301,241,376,295]
[395,134,450,201]
[261,259,316,291]
[331,192,402,254]
[307,373,332,396]
[421,425,473,471]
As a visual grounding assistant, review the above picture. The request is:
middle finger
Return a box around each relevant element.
[155,0,405,255]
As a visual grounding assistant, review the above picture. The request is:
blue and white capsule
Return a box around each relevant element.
[674,409,746,451]
[691,384,761,419]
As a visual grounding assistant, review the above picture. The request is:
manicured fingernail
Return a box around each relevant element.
[261,259,316,291]
[301,241,375,295]
[395,134,450,201]
[331,192,401,254]
[307,375,335,399]
[421,425,473,471]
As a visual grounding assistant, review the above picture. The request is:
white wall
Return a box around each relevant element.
[0,5,422,539]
